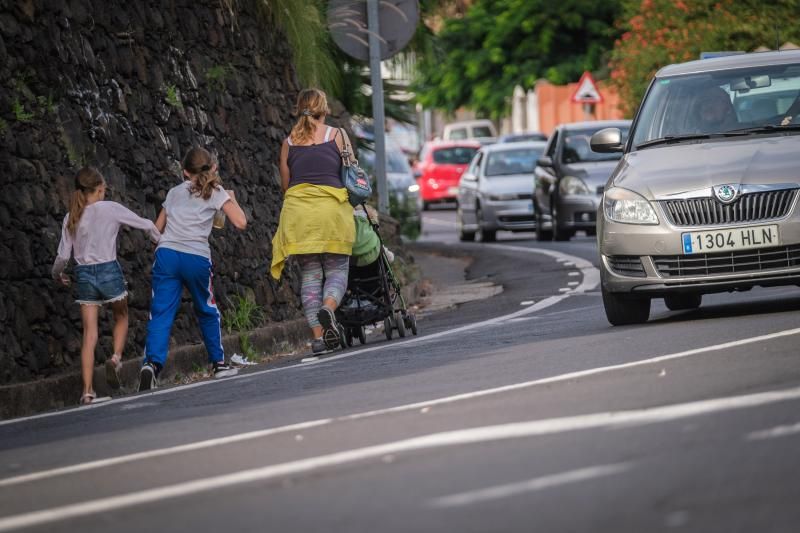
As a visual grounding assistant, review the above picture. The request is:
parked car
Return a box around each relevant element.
[534,120,631,241]
[594,49,800,326]
[456,141,546,242]
[359,143,422,237]
[414,140,481,209]
[442,119,498,143]
[498,131,547,143]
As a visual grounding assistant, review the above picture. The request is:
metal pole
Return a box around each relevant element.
[367,0,388,215]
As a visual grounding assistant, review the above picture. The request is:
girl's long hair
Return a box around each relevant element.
[289,88,329,145]
[67,167,104,235]
[183,147,220,200]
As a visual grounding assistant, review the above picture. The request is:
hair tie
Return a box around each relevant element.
[200,164,211,171]
[301,109,312,116]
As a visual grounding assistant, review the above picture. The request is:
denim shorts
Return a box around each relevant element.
[74,260,128,305]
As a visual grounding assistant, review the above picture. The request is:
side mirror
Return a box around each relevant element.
[536,156,553,167]
[461,173,477,182]
[590,128,624,153]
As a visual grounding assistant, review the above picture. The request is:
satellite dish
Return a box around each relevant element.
[327,0,419,61]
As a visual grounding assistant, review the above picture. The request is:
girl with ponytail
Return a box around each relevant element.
[52,166,161,405]
[139,147,247,391]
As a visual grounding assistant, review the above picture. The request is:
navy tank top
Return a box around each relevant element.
[287,126,344,189]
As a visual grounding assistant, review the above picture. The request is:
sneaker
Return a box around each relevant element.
[311,338,331,355]
[212,361,239,379]
[317,307,341,349]
[105,354,122,390]
[138,362,158,392]
[230,353,257,367]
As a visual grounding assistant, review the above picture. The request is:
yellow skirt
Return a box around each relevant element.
[270,184,355,279]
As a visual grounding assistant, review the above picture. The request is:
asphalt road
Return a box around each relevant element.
[2,206,800,532]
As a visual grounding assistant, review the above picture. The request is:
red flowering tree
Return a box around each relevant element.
[610,0,800,116]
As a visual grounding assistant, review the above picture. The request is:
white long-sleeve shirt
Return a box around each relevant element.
[52,201,160,278]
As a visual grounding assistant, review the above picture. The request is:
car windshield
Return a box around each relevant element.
[563,128,630,163]
[485,147,543,176]
[632,62,800,147]
[472,126,494,137]
[433,146,479,164]
[360,149,412,175]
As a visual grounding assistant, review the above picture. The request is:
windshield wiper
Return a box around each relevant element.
[635,131,753,149]
[727,123,800,134]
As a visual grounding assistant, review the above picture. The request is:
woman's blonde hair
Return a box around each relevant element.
[68,167,104,235]
[289,88,330,145]
[183,147,221,201]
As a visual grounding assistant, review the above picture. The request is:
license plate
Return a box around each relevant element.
[447,186,459,195]
[681,224,779,254]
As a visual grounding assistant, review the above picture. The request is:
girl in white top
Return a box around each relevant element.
[52,167,161,405]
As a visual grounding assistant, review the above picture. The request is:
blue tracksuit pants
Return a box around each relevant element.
[145,248,224,367]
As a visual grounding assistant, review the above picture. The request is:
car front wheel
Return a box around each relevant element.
[602,285,651,326]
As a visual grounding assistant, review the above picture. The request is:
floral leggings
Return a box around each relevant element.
[297,253,349,328]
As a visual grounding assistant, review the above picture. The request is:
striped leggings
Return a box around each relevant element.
[297,253,349,328]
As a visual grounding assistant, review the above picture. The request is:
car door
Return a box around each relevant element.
[458,151,483,226]
[534,129,560,216]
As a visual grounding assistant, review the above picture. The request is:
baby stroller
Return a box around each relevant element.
[336,207,418,346]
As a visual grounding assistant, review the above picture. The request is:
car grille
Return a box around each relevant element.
[653,244,800,277]
[607,256,646,277]
[659,189,797,227]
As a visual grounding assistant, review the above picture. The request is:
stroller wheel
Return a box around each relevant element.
[344,328,354,348]
[396,311,407,338]
[407,313,418,335]
[358,326,367,345]
[384,317,394,340]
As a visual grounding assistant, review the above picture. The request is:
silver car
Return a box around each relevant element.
[594,49,800,325]
[457,141,546,242]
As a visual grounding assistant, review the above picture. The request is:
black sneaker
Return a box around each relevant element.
[311,338,331,355]
[138,362,158,392]
[212,361,239,379]
[317,307,341,349]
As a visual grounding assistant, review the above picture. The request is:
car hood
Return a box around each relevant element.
[387,172,414,192]
[479,174,535,194]
[561,161,621,187]
[612,136,800,200]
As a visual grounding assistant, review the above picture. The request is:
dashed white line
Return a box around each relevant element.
[428,463,631,508]
[746,421,800,441]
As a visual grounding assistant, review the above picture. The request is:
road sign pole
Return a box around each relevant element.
[367,0,388,215]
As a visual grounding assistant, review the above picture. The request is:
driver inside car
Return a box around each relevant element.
[694,86,739,133]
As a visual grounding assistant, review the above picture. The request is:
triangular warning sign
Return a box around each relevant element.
[571,71,603,104]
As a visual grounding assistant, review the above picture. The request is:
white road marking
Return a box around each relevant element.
[428,463,631,508]
[423,218,459,228]
[568,281,579,287]
[559,288,571,292]
[746,421,800,441]
[3,386,800,531]
[568,272,580,276]
[5,325,800,489]
[1,245,598,427]
[520,300,535,305]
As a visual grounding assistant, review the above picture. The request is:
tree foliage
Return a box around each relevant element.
[412,0,622,118]
[610,0,800,116]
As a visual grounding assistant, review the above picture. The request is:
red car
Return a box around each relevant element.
[414,140,481,209]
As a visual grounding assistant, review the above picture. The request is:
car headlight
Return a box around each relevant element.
[559,176,591,195]
[603,187,659,225]
[488,193,518,201]
[408,184,420,193]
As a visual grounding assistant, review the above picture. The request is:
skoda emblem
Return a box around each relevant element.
[713,184,740,204]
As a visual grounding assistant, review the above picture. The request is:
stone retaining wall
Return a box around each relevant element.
[0,0,310,384]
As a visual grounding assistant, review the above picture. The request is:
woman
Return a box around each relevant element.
[271,88,355,354]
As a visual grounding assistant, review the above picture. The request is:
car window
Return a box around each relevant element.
[485,148,543,176]
[545,131,559,157]
[562,128,630,163]
[467,152,483,175]
[433,146,479,164]
[448,128,467,140]
[632,62,800,146]
[472,126,494,138]
[359,148,411,175]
